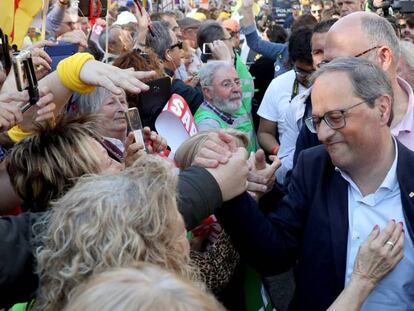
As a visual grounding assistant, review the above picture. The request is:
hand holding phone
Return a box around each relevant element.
[12,50,39,112]
[125,107,148,152]
[202,43,212,55]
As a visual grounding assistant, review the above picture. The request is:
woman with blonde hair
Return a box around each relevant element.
[33,156,193,311]
[64,264,225,311]
[7,115,123,212]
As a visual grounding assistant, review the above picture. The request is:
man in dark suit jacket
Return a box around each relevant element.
[216,57,414,310]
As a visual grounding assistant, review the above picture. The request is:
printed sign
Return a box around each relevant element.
[155,93,198,155]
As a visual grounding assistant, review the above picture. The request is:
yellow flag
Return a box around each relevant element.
[0,0,43,48]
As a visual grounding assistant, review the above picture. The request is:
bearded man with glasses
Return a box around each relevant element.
[194,60,257,152]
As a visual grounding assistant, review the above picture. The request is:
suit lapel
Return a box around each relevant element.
[396,142,414,239]
[326,169,349,286]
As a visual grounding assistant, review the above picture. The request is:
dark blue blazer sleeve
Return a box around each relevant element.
[0,212,41,308]
[293,124,321,167]
[216,150,314,276]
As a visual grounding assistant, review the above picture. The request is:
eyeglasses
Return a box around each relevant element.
[219,78,241,89]
[318,45,382,68]
[354,45,381,58]
[294,65,314,79]
[399,23,408,29]
[170,41,183,50]
[304,101,366,133]
[311,9,323,13]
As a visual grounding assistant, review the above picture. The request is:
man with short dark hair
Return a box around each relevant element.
[257,27,314,184]
[310,0,324,21]
[145,21,203,113]
[336,0,364,16]
[276,18,338,184]
[400,15,414,43]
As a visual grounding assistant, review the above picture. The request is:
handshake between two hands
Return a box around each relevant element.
[192,131,280,201]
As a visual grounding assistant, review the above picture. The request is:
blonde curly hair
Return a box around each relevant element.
[33,155,193,311]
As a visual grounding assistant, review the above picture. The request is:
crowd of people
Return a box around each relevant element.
[0,0,413,310]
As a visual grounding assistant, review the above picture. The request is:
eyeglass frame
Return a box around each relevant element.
[318,45,382,68]
[169,41,183,50]
[293,65,314,79]
[206,78,241,90]
[225,29,240,37]
[304,100,366,133]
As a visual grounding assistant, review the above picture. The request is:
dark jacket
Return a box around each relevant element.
[216,142,414,311]
[0,212,41,307]
[0,166,221,308]
[177,166,222,230]
[165,69,204,115]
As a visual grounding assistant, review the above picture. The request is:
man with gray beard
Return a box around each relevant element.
[195,60,257,152]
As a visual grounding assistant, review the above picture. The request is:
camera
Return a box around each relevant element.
[12,50,32,91]
[12,50,39,112]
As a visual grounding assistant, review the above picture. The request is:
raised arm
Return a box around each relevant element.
[239,0,287,60]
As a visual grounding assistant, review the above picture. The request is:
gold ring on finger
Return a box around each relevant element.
[386,240,395,248]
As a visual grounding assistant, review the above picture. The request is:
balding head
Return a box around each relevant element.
[324,12,400,73]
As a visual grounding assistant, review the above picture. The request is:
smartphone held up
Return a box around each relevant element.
[125,107,148,153]
[12,50,39,113]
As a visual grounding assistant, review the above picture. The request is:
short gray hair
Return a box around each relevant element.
[312,57,394,124]
[145,21,172,60]
[72,87,112,115]
[361,14,401,63]
[199,61,234,88]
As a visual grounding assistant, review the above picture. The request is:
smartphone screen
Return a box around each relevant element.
[202,43,212,55]
[12,53,29,91]
[126,107,147,151]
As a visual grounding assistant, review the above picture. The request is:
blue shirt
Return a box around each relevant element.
[338,139,414,311]
[240,24,290,77]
